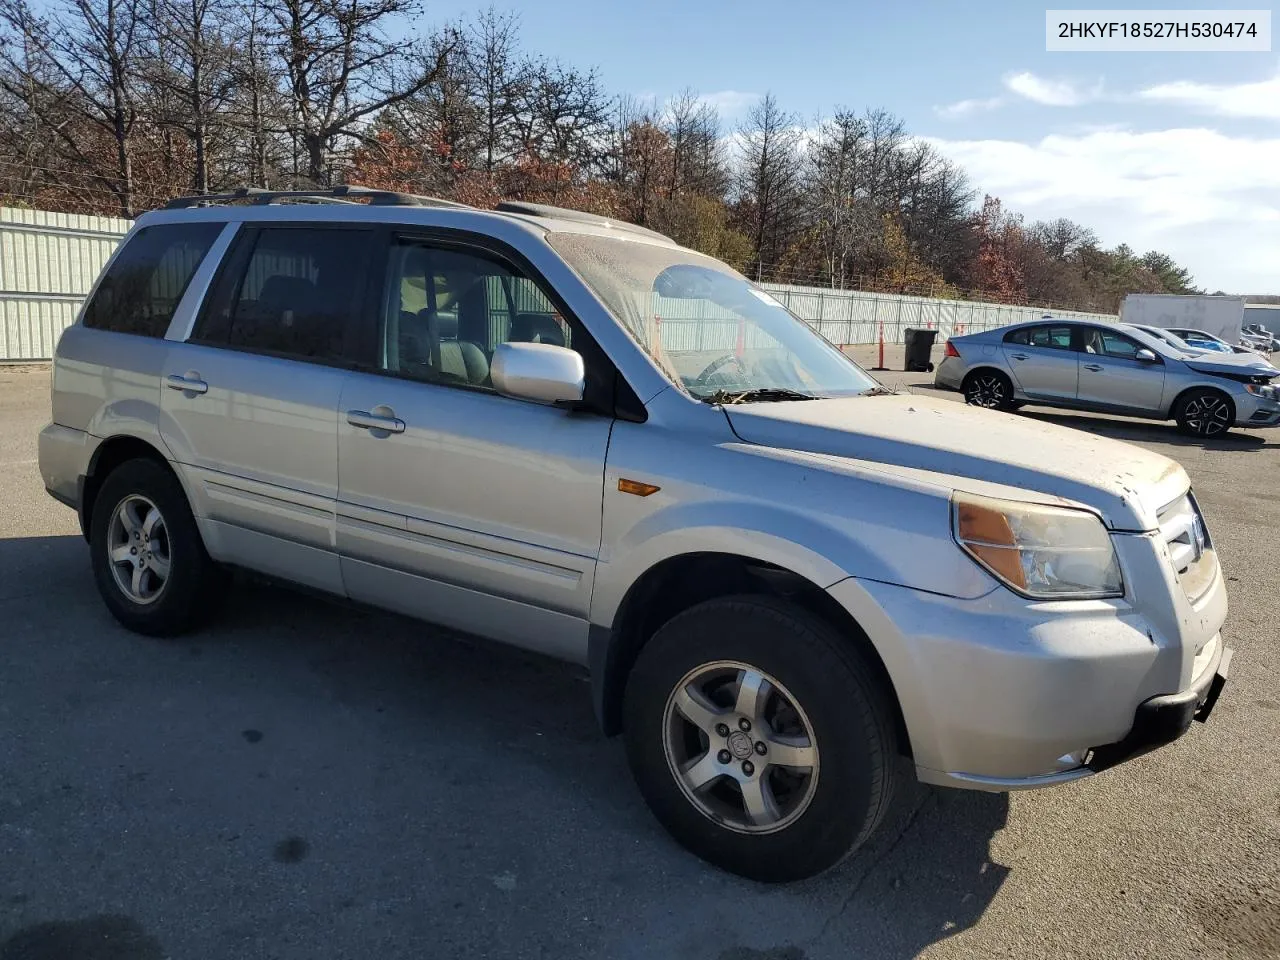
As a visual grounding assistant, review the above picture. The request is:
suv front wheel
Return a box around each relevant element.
[622,596,899,881]
[89,457,227,636]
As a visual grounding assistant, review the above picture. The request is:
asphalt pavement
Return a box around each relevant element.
[1,357,1277,960]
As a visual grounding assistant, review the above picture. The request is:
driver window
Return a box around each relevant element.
[380,241,574,389]
[1099,331,1143,359]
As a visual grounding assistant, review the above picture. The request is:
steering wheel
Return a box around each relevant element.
[694,352,750,385]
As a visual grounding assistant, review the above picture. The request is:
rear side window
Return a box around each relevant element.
[82,223,222,337]
[1003,328,1029,345]
[1027,325,1073,350]
[196,227,372,362]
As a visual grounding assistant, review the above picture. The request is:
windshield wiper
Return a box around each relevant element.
[701,387,822,405]
[860,385,895,396]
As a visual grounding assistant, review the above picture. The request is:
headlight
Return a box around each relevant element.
[952,493,1123,599]
[1245,382,1279,400]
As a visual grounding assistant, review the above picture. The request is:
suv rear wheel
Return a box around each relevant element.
[89,458,227,636]
[622,596,899,882]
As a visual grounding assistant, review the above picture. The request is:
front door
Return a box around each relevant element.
[160,224,376,593]
[335,235,613,662]
[1002,324,1079,400]
[1076,327,1166,412]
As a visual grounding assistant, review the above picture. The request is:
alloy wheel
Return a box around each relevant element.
[107,494,172,604]
[966,375,1007,408]
[662,660,820,835]
[1183,395,1231,436]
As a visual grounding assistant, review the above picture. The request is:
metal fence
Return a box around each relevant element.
[757,282,1117,345]
[0,207,131,360]
[0,206,1118,361]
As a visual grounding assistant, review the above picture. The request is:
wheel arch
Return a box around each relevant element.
[961,365,1012,387]
[588,551,911,758]
[81,435,183,542]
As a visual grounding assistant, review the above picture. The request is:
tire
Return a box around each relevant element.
[89,457,227,636]
[622,595,899,882]
[1174,388,1234,438]
[962,369,1015,411]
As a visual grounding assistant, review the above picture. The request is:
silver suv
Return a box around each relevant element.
[39,187,1232,882]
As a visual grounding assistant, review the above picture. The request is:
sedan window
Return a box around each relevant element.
[1082,328,1147,360]
[1027,326,1073,350]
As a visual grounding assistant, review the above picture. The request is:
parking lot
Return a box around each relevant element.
[1,355,1278,960]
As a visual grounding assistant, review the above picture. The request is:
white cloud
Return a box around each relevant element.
[695,90,759,118]
[934,96,1005,120]
[1003,71,1103,107]
[927,128,1280,293]
[1138,73,1280,120]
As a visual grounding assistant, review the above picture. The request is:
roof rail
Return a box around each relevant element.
[164,184,472,210]
[494,200,673,243]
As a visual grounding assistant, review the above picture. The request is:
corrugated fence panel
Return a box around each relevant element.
[759,282,1116,344]
[0,207,130,360]
[0,204,1118,361]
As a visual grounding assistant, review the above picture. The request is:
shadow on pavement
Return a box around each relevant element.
[1,535,1010,960]
[1019,410,1271,451]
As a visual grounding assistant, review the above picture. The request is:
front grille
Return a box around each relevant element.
[1157,492,1216,600]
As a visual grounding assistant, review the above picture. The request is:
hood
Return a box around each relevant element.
[724,394,1187,531]
[1182,353,1279,378]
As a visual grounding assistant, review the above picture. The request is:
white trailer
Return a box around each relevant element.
[1120,294,1245,344]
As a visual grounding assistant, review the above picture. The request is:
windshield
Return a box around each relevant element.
[547,232,879,400]
[1129,325,1198,355]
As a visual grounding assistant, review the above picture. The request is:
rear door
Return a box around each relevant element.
[1002,324,1079,400]
[159,223,376,593]
[1076,326,1166,412]
[334,232,615,662]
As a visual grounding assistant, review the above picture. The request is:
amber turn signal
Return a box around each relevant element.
[618,478,661,497]
[955,499,1026,589]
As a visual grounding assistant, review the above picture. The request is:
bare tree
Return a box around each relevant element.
[147,0,238,191]
[0,0,145,215]
[806,109,871,286]
[514,57,609,173]
[465,5,525,175]
[736,93,802,280]
[269,0,443,184]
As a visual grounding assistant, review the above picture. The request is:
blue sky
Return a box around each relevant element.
[422,0,1279,294]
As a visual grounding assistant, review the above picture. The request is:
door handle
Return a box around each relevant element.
[1083,364,1103,372]
[1010,353,1029,361]
[347,409,406,434]
[166,373,208,395]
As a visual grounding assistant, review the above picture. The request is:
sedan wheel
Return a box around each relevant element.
[964,371,1013,410]
[1177,390,1233,437]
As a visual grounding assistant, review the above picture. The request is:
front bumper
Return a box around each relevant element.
[1230,390,1280,427]
[1088,641,1231,772]
[826,527,1229,790]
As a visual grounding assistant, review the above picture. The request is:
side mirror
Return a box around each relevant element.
[491,341,585,405]
[1136,348,1158,363]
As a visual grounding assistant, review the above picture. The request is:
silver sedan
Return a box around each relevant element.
[935,318,1280,437]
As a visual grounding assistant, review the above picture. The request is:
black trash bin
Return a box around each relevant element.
[903,327,938,372]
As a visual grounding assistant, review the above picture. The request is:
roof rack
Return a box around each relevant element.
[164,184,472,210]
[494,200,674,243]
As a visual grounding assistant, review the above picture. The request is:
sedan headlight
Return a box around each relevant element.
[952,493,1123,599]
[1245,382,1279,400]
